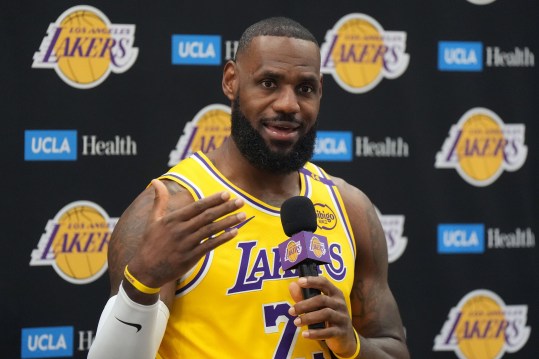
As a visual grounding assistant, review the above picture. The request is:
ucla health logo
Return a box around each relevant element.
[435,107,527,186]
[32,5,138,89]
[434,289,530,359]
[172,35,221,65]
[438,224,485,254]
[438,41,483,71]
[321,13,409,93]
[30,201,118,284]
[25,130,77,161]
[21,326,73,358]
[313,131,353,161]
[168,104,231,166]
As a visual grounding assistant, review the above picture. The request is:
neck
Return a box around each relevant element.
[207,138,302,207]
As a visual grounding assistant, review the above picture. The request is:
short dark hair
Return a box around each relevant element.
[235,17,318,60]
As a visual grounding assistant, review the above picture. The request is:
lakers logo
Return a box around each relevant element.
[375,207,407,263]
[314,203,337,230]
[32,5,138,89]
[309,237,326,258]
[30,201,118,284]
[321,13,409,93]
[168,104,231,166]
[284,240,302,263]
[434,289,530,359]
[435,107,527,186]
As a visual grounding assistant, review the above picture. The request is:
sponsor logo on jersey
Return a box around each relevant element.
[375,207,408,262]
[312,131,353,162]
[32,5,138,89]
[321,13,409,93]
[434,289,530,359]
[30,201,118,284]
[172,34,221,65]
[435,107,527,186]
[314,203,337,231]
[438,224,485,254]
[21,326,73,358]
[168,104,231,166]
[24,130,77,161]
[438,41,483,72]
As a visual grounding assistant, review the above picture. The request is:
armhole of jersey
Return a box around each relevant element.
[157,173,202,201]
[156,169,212,297]
[306,163,357,258]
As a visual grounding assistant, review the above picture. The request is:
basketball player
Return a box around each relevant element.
[88,17,409,359]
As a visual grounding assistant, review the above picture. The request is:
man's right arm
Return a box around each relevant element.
[87,179,245,359]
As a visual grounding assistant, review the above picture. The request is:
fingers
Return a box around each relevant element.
[288,276,350,338]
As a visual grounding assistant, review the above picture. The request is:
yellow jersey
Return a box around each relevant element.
[156,152,356,359]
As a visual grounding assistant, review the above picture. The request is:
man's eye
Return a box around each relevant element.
[261,80,275,88]
[299,85,314,93]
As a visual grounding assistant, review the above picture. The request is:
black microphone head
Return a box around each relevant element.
[280,196,317,236]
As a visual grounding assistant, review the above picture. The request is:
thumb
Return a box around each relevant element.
[150,179,169,221]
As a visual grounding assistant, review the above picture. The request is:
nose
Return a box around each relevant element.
[272,86,300,114]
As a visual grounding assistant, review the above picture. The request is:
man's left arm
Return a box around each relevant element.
[288,178,409,358]
[342,179,409,358]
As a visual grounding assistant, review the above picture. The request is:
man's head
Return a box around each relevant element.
[222,17,322,173]
[234,17,319,60]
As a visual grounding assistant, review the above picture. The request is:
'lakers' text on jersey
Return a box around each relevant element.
[157,152,356,359]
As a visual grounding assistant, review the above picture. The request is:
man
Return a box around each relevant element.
[88,17,409,359]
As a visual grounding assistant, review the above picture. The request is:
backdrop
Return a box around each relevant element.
[2,1,537,358]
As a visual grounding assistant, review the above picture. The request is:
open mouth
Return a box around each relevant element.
[263,120,301,140]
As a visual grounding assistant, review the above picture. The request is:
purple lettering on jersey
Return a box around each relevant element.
[325,243,347,281]
[227,240,347,295]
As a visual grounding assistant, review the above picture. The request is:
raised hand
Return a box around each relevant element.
[124,179,245,293]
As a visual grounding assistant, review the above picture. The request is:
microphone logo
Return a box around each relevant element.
[310,237,327,258]
[285,241,302,263]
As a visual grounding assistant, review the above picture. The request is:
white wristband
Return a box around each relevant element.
[88,282,170,359]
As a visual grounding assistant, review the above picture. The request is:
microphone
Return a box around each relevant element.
[278,196,331,329]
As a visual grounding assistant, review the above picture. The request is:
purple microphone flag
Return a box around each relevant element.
[278,232,332,271]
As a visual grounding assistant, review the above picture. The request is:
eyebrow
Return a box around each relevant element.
[256,69,319,84]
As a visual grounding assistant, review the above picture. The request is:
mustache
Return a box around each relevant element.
[261,113,301,124]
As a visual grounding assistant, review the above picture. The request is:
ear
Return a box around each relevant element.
[318,73,323,100]
[222,60,238,101]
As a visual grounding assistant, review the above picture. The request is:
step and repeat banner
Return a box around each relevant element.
[2,0,537,358]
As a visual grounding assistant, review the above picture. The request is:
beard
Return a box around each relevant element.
[230,96,317,174]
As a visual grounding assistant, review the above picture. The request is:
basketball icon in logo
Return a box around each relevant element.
[32,5,138,89]
[435,107,528,186]
[30,201,118,284]
[321,13,409,93]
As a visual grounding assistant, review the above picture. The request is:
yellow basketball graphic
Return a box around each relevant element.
[54,10,111,85]
[332,18,384,89]
[456,295,505,359]
[457,113,504,182]
[32,5,138,89]
[188,107,231,154]
[52,203,110,283]
[310,237,325,258]
[286,241,300,263]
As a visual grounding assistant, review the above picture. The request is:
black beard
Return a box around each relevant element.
[230,97,316,174]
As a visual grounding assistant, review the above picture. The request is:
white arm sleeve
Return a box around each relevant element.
[87,283,170,359]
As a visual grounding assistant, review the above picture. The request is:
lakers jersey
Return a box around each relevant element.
[156,152,356,359]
